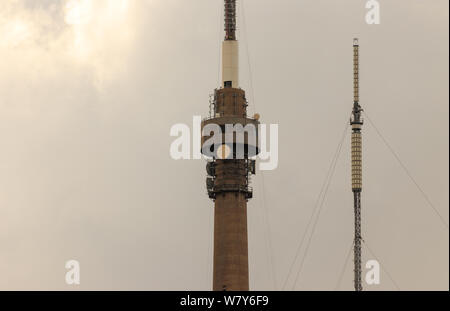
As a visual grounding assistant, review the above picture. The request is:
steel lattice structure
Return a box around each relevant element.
[351,38,363,292]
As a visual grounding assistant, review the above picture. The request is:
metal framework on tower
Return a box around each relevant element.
[350,38,364,292]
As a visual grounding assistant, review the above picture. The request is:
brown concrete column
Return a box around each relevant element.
[213,191,249,291]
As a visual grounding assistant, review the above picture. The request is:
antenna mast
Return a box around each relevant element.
[351,38,363,292]
[224,0,237,41]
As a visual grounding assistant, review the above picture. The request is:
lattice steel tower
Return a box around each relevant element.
[351,38,364,292]
[201,0,259,291]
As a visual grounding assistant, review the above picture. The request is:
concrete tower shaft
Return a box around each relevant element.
[213,187,249,291]
[202,88,258,291]
[201,0,259,291]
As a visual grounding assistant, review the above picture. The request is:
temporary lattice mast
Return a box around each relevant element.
[350,38,363,292]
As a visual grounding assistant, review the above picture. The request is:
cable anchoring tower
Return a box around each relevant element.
[201,0,260,291]
[351,38,363,292]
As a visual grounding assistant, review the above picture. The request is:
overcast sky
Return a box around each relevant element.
[0,0,448,290]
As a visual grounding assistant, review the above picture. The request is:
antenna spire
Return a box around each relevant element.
[224,0,237,40]
[353,38,359,104]
[221,0,239,87]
